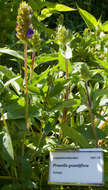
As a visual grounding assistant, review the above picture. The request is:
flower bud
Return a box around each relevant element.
[56,25,71,46]
[30,30,41,50]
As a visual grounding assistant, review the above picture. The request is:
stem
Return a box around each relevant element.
[60,59,69,141]
[1,110,9,133]
[65,60,69,99]
[30,50,35,82]
[30,50,35,105]
[32,51,35,72]
[22,43,29,157]
[85,82,98,147]
[62,59,69,124]
[24,43,29,130]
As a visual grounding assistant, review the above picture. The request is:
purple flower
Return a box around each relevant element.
[26,28,34,38]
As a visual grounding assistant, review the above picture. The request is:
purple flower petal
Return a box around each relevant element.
[26,28,34,38]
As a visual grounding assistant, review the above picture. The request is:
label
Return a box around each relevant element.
[48,148,104,186]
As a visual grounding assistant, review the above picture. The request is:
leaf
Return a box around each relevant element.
[95,58,108,70]
[0,65,15,79]
[29,0,45,11]
[95,113,108,123]
[11,81,22,95]
[4,76,21,91]
[32,68,50,85]
[48,79,68,97]
[38,3,76,21]
[19,158,32,179]
[0,48,24,60]
[1,184,23,190]
[35,53,58,65]
[78,7,98,30]
[78,125,106,140]
[51,99,80,111]
[92,89,108,101]
[27,85,41,95]
[62,125,90,148]
[0,65,23,90]
[77,105,88,113]
[2,103,41,120]
[102,21,108,32]
[3,132,14,160]
[46,3,76,12]
[99,97,108,106]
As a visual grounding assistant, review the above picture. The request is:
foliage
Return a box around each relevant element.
[0,1,108,190]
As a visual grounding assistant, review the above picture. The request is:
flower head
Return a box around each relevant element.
[16,1,34,42]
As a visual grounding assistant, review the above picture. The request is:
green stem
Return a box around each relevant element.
[85,82,98,147]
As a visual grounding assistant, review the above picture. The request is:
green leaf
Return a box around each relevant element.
[39,3,76,21]
[3,132,14,160]
[0,65,15,79]
[0,48,24,60]
[1,184,23,190]
[46,3,76,12]
[4,76,21,96]
[48,79,68,97]
[62,125,90,148]
[51,99,80,111]
[4,76,22,95]
[0,65,23,91]
[19,158,32,179]
[27,85,41,95]
[78,7,98,30]
[36,53,58,65]
[92,89,108,101]
[102,21,108,32]
[2,103,41,120]
[4,76,21,87]
[95,58,108,70]
[78,125,106,140]
[29,0,45,11]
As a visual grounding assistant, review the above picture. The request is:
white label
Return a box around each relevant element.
[48,149,104,185]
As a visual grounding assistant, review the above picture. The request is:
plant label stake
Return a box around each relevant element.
[48,148,104,186]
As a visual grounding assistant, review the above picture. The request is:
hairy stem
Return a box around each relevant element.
[22,43,29,157]
[85,82,98,147]
[60,59,69,140]
[62,59,69,124]
[30,50,35,82]
[30,50,35,105]
[24,43,29,130]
